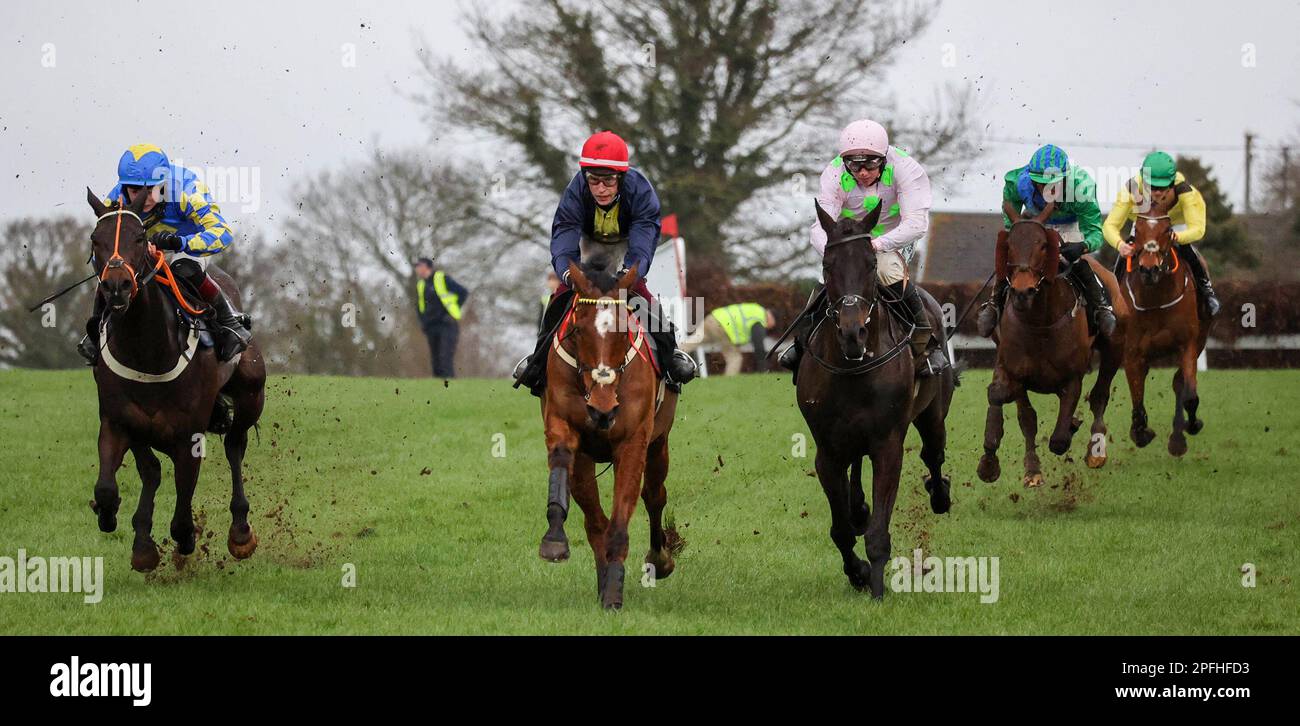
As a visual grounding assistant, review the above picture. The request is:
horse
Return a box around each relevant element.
[536,258,678,609]
[1118,197,1211,456]
[976,219,1128,487]
[796,202,956,598]
[84,188,266,571]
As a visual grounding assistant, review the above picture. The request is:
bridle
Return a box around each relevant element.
[1124,214,1188,312]
[810,230,914,375]
[1005,219,1053,293]
[94,208,160,300]
[552,295,652,402]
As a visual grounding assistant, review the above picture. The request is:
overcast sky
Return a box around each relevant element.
[2,0,1297,237]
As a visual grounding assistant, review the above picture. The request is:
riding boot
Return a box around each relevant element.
[206,289,253,361]
[513,290,574,397]
[892,281,948,378]
[1071,258,1116,337]
[1176,244,1221,317]
[976,278,1008,338]
[645,314,696,392]
[777,285,825,380]
[77,295,107,364]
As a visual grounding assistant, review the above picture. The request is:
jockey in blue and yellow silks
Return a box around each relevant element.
[78,144,251,363]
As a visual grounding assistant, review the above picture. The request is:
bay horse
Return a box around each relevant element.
[1119,198,1211,456]
[84,188,266,571]
[977,219,1128,487]
[797,202,955,598]
[537,259,678,610]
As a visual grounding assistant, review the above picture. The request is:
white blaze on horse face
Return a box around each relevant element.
[595,301,616,337]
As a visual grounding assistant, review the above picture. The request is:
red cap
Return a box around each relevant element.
[579,131,629,171]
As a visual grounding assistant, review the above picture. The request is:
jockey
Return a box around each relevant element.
[512,130,697,396]
[1103,150,1220,316]
[77,143,251,363]
[977,144,1117,338]
[778,118,949,377]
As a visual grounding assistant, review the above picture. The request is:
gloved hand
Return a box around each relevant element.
[1059,241,1088,262]
[149,231,185,252]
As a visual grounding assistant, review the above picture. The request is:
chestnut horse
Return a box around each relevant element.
[1119,199,1211,456]
[796,203,955,598]
[85,189,266,571]
[977,219,1128,487]
[537,259,677,610]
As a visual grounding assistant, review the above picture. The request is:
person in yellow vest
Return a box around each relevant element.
[414,257,469,378]
[1102,150,1220,316]
[683,303,777,376]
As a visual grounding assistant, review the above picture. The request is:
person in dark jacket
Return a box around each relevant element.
[511,130,697,396]
[414,257,468,378]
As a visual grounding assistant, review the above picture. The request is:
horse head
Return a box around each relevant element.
[564,258,642,431]
[86,187,153,314]
[1132,194,1177,284]
[816,200,882,361]
[998,219,1061,313]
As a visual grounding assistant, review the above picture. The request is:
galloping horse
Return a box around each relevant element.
[797,203,955,598]
[977,218,1128,487]
[1119,197,1211,456]
[537,259,677,610]
[85,189,266,571]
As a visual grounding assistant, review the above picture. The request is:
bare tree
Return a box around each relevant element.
[0,216,95,368]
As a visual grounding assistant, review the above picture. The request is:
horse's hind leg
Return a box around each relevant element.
[815,448,870,591]
[169,439,201,567]
[1169,348,1200,456]
[1049,377,1082,457]
[1085,353,1120,468]
[914,398,951,514]
[91,422,128,534]
[641,436,675,581]
[129,445,163,572]
[1126,358,1157,447]
[849,458,868,535]
[224,424,258,559]
[1016,393,1043,488]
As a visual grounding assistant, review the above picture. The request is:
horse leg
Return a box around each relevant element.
[977,369,1016,482]
[1168,348,1199,456]
[1015,393,1043,487]
[865,436,905,599]
[169,439,201,568]
[914,398,951,514]
[129,445,162,572]
[848,458,869,536]
[539,424,579,562]
[641,435,675,581]
[224,424,258,559]
[91,421,129,534]
[566,452,608,598]
[1183,365,1204,436]
[600,437,649,610]
[1049,376,1083,456]
[815,448,869,591]
[1126,358,1157,447]
[1085,352,1120,468]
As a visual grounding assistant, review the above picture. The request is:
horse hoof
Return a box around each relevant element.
[1132,427,1156,448]
[91,499,118,533]
[227,527,259,560]
[600,563,625,610]
[1168,436,1188,457]
[1187,419,1204,436]
[1049,436,1071,456]
[845,560,870,592]
[538,536,570,562]
[131,545,160,573]
[1023,473,1044,488]
[977,455,1001,483]
[645,549,675,581]
[1085,454,1107,469]
[924,474,952,514]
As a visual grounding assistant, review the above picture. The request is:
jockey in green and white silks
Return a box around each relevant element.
[780,118,948,378]
[976,144,1117,338]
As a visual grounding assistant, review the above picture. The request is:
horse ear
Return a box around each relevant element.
[128,185,149,214]
[566,261,589,294]
[995,229,1010,280]
[617,264,639,291]
[862,199,883,237]
[814,200,836,236]
[1043,228,1062,281]
[87,187,108,217]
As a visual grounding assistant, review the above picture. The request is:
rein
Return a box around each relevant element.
[805,294,915,375]
[552,295,653,401]
[1124,214,1188,312]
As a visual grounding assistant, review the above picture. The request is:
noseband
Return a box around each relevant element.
[1127,214,1178,275]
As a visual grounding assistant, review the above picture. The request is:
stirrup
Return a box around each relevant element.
[511,355,530,382]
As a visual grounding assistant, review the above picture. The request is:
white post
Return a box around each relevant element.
[1197,349,1208,371]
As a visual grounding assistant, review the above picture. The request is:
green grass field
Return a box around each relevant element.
[0,367,1296,635]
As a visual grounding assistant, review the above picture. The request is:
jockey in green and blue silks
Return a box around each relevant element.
[977,144,1117,339]
[78,143,251,363]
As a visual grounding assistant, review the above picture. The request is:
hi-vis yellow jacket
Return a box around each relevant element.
[1103,172,1207,249]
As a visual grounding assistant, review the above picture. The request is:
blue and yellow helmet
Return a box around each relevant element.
[1026,144,1069,184]
[117,143,170,187]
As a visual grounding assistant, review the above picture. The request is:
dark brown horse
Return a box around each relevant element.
[537,259,677,609]
[1119,198,1211,456]
[796,203,955,598]
[85,188,266,571]
[977,219,1128,486]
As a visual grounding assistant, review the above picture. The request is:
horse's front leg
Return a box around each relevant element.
[977,368,1017,483]
[600,435,649,610]
[1168,347,1200,456]
[1126,357,1156,447]
[815,447,869,591]
[1085,350,1121,468]
[129,445,163,572]
[91,420,129,534]
[539,421,579,562]
[1049,376,1083,457]
[865,433,905,599]
[168,436,202,568]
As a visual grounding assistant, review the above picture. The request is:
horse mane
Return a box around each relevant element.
[579,255,621,294]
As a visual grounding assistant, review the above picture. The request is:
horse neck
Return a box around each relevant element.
[1129,254,1187,306]
[105,283,182,369]
[1013,277,1076,328]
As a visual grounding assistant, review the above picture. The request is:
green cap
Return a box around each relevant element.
[1141,151,1177,187]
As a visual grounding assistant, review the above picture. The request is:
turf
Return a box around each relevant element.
[0,367,1295,634]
